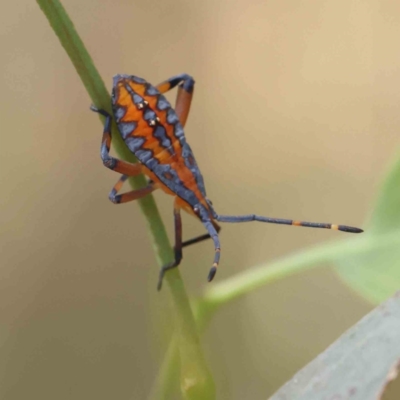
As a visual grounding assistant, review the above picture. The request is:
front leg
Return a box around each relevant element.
[91,106,143,176]
[156,74,195,127]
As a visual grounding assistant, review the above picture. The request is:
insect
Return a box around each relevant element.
[91,73,363,290]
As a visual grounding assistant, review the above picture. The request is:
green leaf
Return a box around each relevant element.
[270,292,400,400]
[336,154,400,304]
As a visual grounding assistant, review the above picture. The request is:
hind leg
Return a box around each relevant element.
[157,200,183,291]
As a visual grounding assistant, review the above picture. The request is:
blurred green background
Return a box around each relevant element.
[1,0,400,399]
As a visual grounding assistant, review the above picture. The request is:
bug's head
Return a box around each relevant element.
[110,78,122,109]
[111,75,131,106]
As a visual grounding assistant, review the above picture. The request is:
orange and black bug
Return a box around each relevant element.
[91,74,363,290]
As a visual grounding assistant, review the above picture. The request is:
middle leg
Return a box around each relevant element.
[108,174,157,204]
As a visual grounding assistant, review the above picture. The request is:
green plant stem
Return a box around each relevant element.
[36,1,215,398]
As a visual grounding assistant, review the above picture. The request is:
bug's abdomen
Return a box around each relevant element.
[112,75,207,208]
[113,76,188,163]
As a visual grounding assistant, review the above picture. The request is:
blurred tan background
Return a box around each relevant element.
[1,0,400,399]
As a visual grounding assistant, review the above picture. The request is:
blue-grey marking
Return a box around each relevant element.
[118,122,137,139]
[125,136,145,153]
[174,123,185,142]
[146,84,159,96]
[114,106,126,122]
[124,83,144,104]
[144,109,156,121]
[167,109,179,125]
[133,94,143,104]
[137,150,203,207]
[131,76,146,84]
[136,149,154,164]
[153,125,174,155]
[163,171,173,179]
[153,163,199,206]
[187,155,195,166]
[182,143,207,197]
[112,74,128,87]
[156,95,170,111]
[146,157,159,170]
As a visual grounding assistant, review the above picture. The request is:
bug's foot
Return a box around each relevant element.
[208,266,217,282]
[157,270,165,291]
[157,259,181,291]
[157,271,164,291]
[90,105,110,118]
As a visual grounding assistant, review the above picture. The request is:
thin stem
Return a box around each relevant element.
[36,1,215,398]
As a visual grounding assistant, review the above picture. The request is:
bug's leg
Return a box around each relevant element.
[200,220,221,282]
[91,106,142,176]
[157,201,183,291]
[108,175,157,204]
[156,74,195,127]
[214,213,363,233]
[182,221,221,248]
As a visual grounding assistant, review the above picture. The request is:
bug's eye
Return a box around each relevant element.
[207,198,213,206]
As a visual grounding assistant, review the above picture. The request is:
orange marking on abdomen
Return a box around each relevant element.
[292,221,302,226]
[171,158,206,203]
[126,80,147,96]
